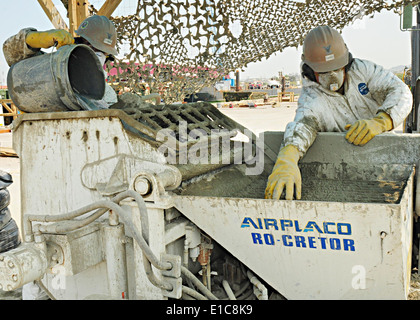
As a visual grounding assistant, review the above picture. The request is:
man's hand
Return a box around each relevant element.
[345,111,394,146]
[265,145,301,200]
[26,29,74,50]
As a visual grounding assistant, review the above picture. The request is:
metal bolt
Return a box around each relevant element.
[7,261,14,268]
[134,176,152,195]
[12,275,18,282]
[380,231,387,239]
[120,236,132,244]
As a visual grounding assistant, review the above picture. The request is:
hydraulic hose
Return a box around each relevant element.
[182,286,207,300]
[181,266,218,300]
[27,191,170,272]
[222,280,236,300]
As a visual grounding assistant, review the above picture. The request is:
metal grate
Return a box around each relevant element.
[119,102,238,136]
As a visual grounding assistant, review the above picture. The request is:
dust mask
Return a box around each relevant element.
[95,51,106,66]
[317,69,345,92]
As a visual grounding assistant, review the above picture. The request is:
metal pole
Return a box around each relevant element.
[235,70,240,91]
[411,7,420,89]
[408,5,420,132]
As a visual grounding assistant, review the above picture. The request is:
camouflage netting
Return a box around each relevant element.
[87,0,420,103]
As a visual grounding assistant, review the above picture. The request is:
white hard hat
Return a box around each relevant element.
[302,26,349,73]
[75,15,118,56]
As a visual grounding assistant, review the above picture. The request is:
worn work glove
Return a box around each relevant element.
[26,29,74,50]
[265,145,301,200]
[345,111,394,146]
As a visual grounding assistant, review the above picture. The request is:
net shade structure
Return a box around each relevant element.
[85,0,420,103]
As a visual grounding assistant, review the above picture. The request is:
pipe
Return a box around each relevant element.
[182,292,196,300]
[34,200,171,272]
[222,280,236,300]
[182,286,207,300]
[142,255,173,292]
[34,205,109,234]
[27,191,170,272]
[183,239,189,268]
[237,288,255,300]
[221,281,250,300]
[181,266,218,300]
[26,191,149,240]
[234,281,250,298]
[22,190,175,295]
[103,223,128,299]
[247,270,268,300]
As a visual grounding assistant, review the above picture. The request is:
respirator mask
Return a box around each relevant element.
[317,68,345,92]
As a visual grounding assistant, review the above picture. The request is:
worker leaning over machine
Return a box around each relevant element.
[2,14,119,106]
[265,25,413,201]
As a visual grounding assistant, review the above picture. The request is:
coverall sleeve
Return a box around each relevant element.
[282,93,322,158]
[359,60,412,128]
[3,28,41,67]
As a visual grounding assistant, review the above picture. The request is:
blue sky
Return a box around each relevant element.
[0,1,413,84]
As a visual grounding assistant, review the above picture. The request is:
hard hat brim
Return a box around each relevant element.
[304,51,349,73]
[75,30,118,56]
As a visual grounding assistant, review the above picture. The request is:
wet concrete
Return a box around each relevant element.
[299,162,412,204]
[0,288,21,300]
[178,161,412,205]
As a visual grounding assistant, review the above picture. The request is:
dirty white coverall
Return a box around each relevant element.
[3,28,118,106]
[283,58,413,157]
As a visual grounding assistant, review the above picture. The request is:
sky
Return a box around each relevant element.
[0,1,413,85]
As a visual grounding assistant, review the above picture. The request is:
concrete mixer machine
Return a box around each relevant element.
[0,101,418,300]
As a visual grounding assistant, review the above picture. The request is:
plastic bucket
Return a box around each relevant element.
[7,44,105,113]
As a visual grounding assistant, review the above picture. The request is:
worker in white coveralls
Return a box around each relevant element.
[2,15,119,300]
[3,15,119,106]
[265,25,413,201]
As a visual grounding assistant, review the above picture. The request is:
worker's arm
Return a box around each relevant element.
[368,60,412,127]
[3,28,74,67]
[265,97,321,200]
[26,29,74,50]
[344,60,412,146]
[281,93,321,157]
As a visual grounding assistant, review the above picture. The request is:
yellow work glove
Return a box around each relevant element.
[265,145,301,200]
[345,111,394,146]
[26,29,74,50]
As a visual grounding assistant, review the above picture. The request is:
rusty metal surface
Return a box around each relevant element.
[86,0,420,103]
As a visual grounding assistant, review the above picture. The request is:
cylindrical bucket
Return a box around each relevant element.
[7,44,105,113]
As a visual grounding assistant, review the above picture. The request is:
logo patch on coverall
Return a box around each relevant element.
[358,83,369,95]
